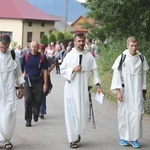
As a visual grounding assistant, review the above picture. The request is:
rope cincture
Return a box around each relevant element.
[88,86,96,129]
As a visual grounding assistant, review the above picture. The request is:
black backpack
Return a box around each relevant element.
[11,50,16,60]
[118,53,144,71]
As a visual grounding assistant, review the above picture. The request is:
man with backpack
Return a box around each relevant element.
[21,41,48,127]
[0,35,24,149]
[110,36,149,148]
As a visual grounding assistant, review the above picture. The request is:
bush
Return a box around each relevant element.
[40,34,48,45]
[10,41,17,50]
[57,32,65,41]
[48,34,56,43]
[62,29,73,40]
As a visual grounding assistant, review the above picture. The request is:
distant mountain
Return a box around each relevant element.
[26,0,89,22]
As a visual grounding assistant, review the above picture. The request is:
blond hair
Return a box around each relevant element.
[126,36,138,45]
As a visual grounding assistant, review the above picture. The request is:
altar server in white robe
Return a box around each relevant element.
[60,32,102,148]
[110,36,149,148]
[0,35,24,149]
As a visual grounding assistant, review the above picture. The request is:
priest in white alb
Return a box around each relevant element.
[110,36,149,148]
[0,35,24,149]
[60,33,102,148]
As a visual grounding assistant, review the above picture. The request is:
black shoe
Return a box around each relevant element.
[39,114,44,119]
[33,115,38,122]
[26,121,31,127]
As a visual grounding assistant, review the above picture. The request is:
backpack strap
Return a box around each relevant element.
[25,53,29,62]
[23,53,29,76]
[118,53,126,71]
[39,54,45,68]
[139,54,144,63]
[11,50,16,60]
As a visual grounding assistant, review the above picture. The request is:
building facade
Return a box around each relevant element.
[0,0,57,47]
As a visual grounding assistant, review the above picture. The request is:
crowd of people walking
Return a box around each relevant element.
[0,33,149,150]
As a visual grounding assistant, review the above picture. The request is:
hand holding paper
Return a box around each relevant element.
[95,92,104,104]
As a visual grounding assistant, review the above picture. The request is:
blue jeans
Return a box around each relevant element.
[40,93,46,114]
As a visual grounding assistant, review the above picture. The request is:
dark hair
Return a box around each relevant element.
[73,32,85,40]
[0,34,11,44]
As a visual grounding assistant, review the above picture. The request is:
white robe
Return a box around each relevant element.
[0,49,24,143]
[60,49,100,142]
[110,49,149,141]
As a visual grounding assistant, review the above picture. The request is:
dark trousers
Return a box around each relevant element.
[40,93,46,114]
[24,80,43,122]
[39,75,53,115]
[55,59,60,74]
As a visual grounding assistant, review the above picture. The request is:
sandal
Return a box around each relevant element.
[70,142,78,148]
[75,135,81,143]
[5,143,13,149]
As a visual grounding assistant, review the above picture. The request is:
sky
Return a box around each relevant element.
[26,0,89,22]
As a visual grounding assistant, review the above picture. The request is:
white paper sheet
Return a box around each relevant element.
[95,92,104,104]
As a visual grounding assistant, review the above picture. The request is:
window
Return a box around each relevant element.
[27,32,32,42]
[0,31,12,40]
[40,32,45,38]
[28,22,32,27]
[41,22,45,27]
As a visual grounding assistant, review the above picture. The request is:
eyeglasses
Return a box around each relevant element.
[0,47,9,51]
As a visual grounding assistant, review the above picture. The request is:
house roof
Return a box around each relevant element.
[71,15,94,26]
[0,0,57,21]
[70,15,94,33]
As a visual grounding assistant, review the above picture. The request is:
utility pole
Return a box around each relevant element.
[64,0,68,37]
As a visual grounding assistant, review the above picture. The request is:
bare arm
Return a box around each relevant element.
[48,60,56,75]
[43,69,48,93]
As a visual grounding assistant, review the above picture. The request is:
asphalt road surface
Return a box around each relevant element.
[4,70,150,150]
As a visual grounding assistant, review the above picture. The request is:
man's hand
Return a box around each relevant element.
[73,65,82,72]
[97,86,103,94]
[43,83,48,93]
[17,88,24,99]
[116,89,123,102]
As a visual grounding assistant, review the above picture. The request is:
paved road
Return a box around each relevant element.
[8,71,150,150]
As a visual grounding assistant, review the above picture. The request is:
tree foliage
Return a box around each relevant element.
[57,32,65,41]
[10,41,18,50]
[84,0,150,41]
[40,34,48,45]
[48,34,56,43]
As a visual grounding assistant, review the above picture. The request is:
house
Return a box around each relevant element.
[71,15,94,33]
[0,0,57,47]
[52,15,75,33]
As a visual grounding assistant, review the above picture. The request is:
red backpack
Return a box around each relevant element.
[24,53,45,76]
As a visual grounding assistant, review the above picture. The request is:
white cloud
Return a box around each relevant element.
[76,0,86,3]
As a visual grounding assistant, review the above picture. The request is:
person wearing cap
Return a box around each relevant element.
[38,44,56,118]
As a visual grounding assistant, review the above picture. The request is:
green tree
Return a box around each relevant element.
[62,29,73,40]
[48,34,56,43]
[10,41,17,50]
[84,0,150,41]
[40,34,48,45]
[57,32,65,41]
